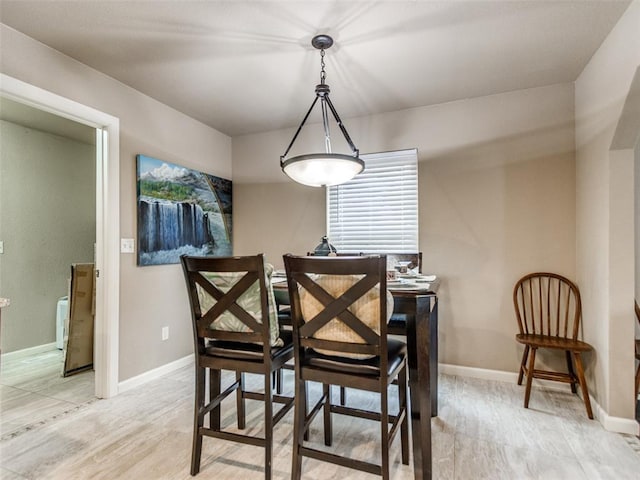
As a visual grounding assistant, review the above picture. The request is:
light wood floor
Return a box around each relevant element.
[1,350,639,479]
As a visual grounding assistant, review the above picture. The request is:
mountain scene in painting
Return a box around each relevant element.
[136,155,232,266]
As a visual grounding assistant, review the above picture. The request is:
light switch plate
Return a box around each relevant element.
[0,240,3,254]
[120,238,135,253]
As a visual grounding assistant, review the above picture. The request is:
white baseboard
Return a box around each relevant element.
[1,342,57,361]
[440,363,564,390]
[592,396,640,435]
[118,354,193,394]
[441,363,515,382]
[440,363,640,436]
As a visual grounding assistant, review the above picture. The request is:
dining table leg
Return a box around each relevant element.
[404,294,435,480]
[429,298,438,416]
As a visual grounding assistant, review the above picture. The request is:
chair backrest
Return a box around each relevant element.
[309,251,422,273]
[383,252,422,273]
[283,254,388,361]
[181,254,274,353]
[635,301,640,359]
[513,272,582,340]
[306,252,359,257]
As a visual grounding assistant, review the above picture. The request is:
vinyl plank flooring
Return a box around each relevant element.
[560,414,640,476]
[0,350,64,389]
[432,430,455,480]
[44,422,192,480]
[0,467,28,480]
[87,376,193,426]
[453,432,589,480]
[2,351,639,480]
[32,370,95,404]
[1,408,143,479]
[0,385,78,437]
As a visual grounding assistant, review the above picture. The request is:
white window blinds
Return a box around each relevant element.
[327,149,418,253]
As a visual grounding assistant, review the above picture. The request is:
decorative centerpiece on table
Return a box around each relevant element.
[313,236,337,256]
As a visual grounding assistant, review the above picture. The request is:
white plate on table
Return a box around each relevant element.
[397,273,419,279]
[412,275,437,282]
[387,280,430,290]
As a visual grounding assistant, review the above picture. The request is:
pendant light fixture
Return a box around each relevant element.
[280,34,364,187]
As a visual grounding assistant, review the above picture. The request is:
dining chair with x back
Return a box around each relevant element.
[283,254,409,479]
[181,254,294,478]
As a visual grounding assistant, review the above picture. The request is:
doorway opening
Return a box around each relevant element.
[0,74,120,398]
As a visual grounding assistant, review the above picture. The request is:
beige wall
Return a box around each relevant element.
[233,83,576,373]
[575,2,639,418]
[636,143,640,310]
[636,143,640,341]
[1,25,232,380]
[233,182,326,265]
[0,120,95,352]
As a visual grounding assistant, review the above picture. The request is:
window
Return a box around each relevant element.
[327,149,418,253]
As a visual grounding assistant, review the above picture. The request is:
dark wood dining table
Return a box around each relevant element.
[272,276,439,480]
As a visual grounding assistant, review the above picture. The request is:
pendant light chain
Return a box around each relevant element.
[320,48,326,85]
[319,47,332,153]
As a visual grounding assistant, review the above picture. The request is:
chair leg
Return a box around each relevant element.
[398,365,409,465]
[303,384,310,442]
[210,368,221,431]
[565,350,577,394]
[323,383,332,446]
[236,371,246,430]
[264,371,274,480]
[339,386,347,406]
[517,345,530,385]
[276,368,283,394]
[191,366,205,476]
[572,351,594,419]
[524,347,536,409]
[291,377,306,480]
[380,382,390,480]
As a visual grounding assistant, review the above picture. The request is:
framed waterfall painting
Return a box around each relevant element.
[136,155,233,266]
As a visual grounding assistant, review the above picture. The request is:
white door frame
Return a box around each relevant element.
[1,73,120,398]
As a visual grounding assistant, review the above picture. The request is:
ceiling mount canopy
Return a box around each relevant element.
[280,34,364,188]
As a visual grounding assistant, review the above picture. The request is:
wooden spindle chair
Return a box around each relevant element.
[513,272,593,419]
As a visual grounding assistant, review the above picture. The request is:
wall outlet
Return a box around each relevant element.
[120,238,135,253]
[161,326,169,341]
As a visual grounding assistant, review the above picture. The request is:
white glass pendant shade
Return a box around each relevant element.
[281,153,364,187]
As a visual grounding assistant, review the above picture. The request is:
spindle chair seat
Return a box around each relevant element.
[513,272,593,419]
[515,334,592,351]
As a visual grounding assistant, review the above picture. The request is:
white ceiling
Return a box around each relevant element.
[0,1,631,137]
